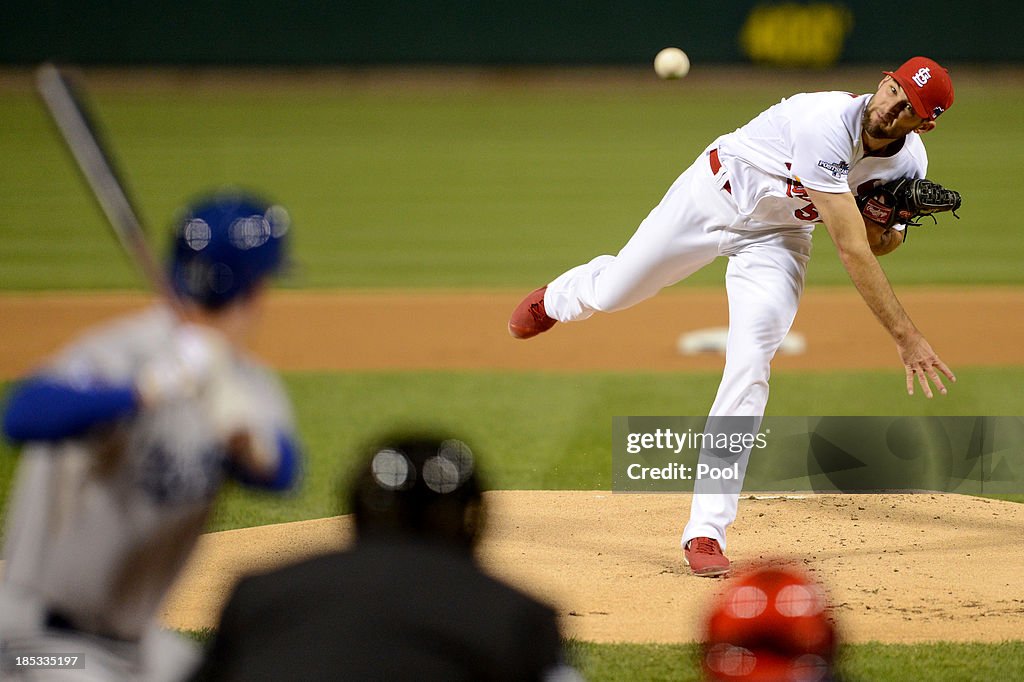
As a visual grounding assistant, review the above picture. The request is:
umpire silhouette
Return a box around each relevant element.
[193,432,579,681]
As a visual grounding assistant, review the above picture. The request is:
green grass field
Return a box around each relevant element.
[1,69,1023,290]
[180,630,1024,681]
[4,367,1022,532]
[2,68,1022,680]
[567,640,1024,681]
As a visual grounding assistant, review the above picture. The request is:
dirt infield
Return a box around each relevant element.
[2,288,1023,644]
[2,288,1024,377]
[164,491,1024,644]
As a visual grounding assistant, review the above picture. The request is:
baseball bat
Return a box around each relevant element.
[34,63,183,314]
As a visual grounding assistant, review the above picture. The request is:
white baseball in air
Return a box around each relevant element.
[654,47,690,79]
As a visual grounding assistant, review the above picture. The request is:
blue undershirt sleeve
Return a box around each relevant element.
[2,376,139,443]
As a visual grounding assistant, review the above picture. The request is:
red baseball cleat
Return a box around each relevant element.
[508,286,557,339]
[685,537,731,577]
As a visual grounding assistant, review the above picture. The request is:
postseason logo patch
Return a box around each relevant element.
[816,159,850,178]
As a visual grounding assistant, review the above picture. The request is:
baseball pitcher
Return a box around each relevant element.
[0,191,302,680]
[508,57,961,577]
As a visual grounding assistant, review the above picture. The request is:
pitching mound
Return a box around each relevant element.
[163,491,1024,644]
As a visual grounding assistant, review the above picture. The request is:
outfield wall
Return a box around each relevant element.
[2,1,1022,66]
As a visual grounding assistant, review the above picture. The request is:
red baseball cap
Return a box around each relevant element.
[884,56,954,120]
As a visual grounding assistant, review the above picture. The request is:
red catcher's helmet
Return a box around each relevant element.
[702,566,837,682]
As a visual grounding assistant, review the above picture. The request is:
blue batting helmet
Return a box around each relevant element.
[169,190,290,310]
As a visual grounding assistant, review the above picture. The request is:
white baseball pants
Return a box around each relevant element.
[544,144,812,551]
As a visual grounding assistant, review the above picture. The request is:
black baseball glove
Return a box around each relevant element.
[858,178,962,229]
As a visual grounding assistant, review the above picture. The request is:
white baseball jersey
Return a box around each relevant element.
[716,91,927,232]
[0,306,295,643]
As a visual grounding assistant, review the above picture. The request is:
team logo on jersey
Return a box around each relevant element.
[136,443,224,505]
[816,159,850,178]
[784,166,820,222]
